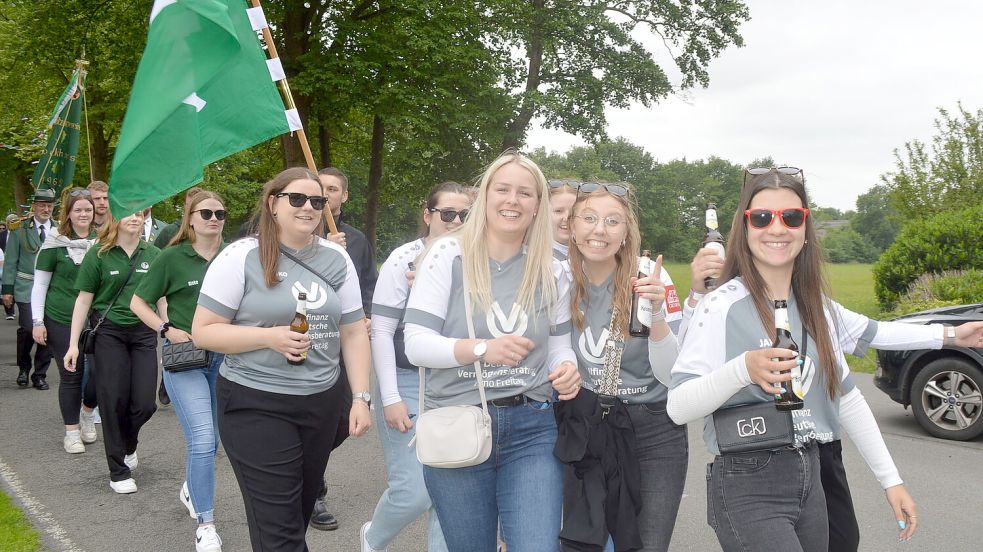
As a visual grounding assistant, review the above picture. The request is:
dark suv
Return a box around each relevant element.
[874,303,983,441]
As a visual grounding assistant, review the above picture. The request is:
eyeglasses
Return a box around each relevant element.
[428,207,469,223]
[743,167,803,187]
[548,179,582,190]
[273,192,327,210]
[574,213,625,229]
[193,209,226,221]
[67,188,91,198]
[578,182,629,197]
[744,208,810,229]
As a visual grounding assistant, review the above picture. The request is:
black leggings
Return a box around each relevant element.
[45,316,97,425]
[218,375,345,552]
[819,439,860,552]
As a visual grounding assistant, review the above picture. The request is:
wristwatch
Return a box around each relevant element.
[944,325,956,346]
[352,391,371,407]
[473,340,487,361]
[33,319,45,328]
[159,322,172,339]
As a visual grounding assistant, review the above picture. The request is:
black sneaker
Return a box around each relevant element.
[309,497,338,531]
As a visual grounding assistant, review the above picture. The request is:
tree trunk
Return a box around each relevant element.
[13,171,32,215]
[277,2,315,168]
[365,115,385,248]
[502,0,546,151]
[87,114,110,183]
[318,122,332,168]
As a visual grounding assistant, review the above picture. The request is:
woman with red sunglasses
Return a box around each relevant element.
[668,168,983,551]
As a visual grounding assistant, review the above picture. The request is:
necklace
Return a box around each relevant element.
[492,259,503,272]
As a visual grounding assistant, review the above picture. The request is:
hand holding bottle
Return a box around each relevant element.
[744,348,796,395]
[690,247,726,294]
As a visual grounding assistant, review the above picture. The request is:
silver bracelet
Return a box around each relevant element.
[33,319,45,328]
[650,309,667,322]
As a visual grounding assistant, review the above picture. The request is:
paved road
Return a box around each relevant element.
[1,315,981,551]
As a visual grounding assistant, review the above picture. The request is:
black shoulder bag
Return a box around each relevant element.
[79,249,143,354]
[712,324,808,454]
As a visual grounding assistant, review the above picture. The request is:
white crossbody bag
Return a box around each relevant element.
[413,280,492,468]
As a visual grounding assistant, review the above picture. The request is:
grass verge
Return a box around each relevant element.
[0,489,42,552]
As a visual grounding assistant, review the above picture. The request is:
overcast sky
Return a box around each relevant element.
[526,1,983,212]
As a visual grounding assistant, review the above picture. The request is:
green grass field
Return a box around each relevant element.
[0,490,42,552]
[663,262,880,373]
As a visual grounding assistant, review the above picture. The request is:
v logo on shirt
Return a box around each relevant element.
[292,281,328,310]
[578,326,608,365]
[486,301,528,338]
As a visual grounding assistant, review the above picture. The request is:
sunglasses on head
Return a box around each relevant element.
[428,207,469,223]
[744,208,810,229]
[548,179,582,190]
[274,192,327,210]
[193,208,226,221]
[743,166,804,187]
[68,188,91,198]
[578,182,629,197]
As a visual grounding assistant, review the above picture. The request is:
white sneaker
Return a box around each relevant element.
[92,407,102,424]
[195,525,223,552]
[124,452,138,469]
[80,409,97,443]
[180,482,196,519]
[109,478,138,494]
[359,521,388,552]
[63,432,85,454]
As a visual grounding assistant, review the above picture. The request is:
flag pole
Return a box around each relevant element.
[248,0,338,235]
[77,52,94,184]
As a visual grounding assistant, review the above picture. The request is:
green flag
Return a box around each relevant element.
[109,0,291,217]
[32,67,84,195]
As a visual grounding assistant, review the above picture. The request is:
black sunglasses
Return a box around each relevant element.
[743,167,803,187]
[274,192,327,210]
[744,208,810,229]
[428,207,469,223]
[193,208,226,221]
[578,181,629,197]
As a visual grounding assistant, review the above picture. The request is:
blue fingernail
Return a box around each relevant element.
[796,358,804,365]
[898,520,906,530]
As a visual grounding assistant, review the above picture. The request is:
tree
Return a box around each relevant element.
[881,103,983,220]
[852,183,900,253]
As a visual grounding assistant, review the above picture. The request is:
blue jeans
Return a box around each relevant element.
[367,367,447,551]
[423,398,563,552]
[163,349,222,524]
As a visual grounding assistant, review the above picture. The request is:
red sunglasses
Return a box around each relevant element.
[744,208,810,229]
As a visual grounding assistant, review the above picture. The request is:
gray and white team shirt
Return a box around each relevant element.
[198,237,363,396]
[568,264,683,404]
[404,236,574,408]
[552,241,569,261]
[371,238,426,406]
[671,277,874,455]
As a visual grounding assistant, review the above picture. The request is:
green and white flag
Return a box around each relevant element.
[109,0,293,217]
[32,67,84,195]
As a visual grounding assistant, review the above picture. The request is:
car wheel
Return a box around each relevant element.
[910,357,983,441]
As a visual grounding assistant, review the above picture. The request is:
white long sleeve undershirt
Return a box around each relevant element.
[369,313,403,407]
[667,354,753,425]
[838,387,903,489]
[30,270,52,323]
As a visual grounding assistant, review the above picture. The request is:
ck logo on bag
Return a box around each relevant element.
[486,301,528,338]
[293,281,328,309]
[737,416,767,437]
[578,326,608,364]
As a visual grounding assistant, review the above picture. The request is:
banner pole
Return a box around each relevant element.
[248,0,337,235]
[77,53,94,184]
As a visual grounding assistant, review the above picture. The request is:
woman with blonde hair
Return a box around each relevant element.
[192,167,371,551]
[404,151,582,551]
[31,188,99,454]
[65,209,161,494]
[131,190,226,552]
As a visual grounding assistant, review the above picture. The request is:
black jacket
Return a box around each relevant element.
[333,214,377,316]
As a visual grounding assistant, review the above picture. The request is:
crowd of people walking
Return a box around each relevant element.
[4,154,983,552]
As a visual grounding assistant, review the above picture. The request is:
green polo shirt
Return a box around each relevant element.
[134,240,225,333]
[75,241,160,327]
[34,230,98,325]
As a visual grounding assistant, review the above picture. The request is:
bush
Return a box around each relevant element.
[881,298,963,319]
[881,269,983,317]
[873,203,983,308]
[821,225,880,263]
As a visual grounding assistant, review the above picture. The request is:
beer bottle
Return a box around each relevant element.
[289,292,309,366]
[703,202,726,290]
[772,300,803,410]
[629,250,652,337]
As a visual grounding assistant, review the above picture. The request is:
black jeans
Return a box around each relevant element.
[218,375,345,552]
[16,301,52,376]
[45,316,97,425]
[819,440,860,552]
[93,319,158,481]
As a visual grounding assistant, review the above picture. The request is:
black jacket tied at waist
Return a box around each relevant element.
[554,387,642,552]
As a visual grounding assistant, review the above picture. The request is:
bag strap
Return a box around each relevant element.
[279,245,333,291]
[92,247,144,332]
[596,307,625,396]
[418,274,490,417]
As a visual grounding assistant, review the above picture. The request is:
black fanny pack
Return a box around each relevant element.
[713,402,794,454]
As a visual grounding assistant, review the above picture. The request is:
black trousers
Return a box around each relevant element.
[16,301,52,376]
[93,319,158,481]
[218,375,345,552]
[819,440,860,552]
[45,316,97,425]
